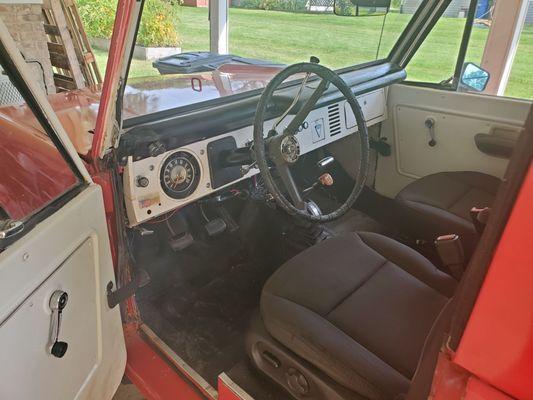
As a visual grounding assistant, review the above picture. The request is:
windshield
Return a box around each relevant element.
[118,1,416,118]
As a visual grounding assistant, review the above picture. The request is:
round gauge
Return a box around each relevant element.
[160,151,201,199]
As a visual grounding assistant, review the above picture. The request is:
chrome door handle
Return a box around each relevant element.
[49,290,68,358]
[425,117,436,147]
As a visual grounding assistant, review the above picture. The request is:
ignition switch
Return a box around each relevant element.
[136,176,149,188]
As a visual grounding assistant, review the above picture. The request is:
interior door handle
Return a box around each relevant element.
[49,290,69,358]
[425,117,436,147]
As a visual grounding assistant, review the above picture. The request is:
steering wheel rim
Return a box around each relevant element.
[253,62,370,222]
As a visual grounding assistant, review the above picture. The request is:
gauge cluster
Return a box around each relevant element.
[160,151,201,199]
[123,89,387,226]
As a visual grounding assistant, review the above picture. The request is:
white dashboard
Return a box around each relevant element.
[124,88,387,226]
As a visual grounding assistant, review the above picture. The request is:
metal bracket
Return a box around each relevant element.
[106,269,150,308]
[0,220,23,239]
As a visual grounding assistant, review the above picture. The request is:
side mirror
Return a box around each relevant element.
[334,0,391,16]
[460,62,490,92]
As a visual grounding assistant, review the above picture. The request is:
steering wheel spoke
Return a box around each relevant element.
[283,78,330,136]
[274,161,306,210]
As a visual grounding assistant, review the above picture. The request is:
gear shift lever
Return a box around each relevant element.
[317,156,334,170]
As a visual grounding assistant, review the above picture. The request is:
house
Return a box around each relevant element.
[401,0,471,17]
[401,0,533,24]
[0,0,55,93]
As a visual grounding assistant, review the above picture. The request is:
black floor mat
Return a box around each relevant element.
[136,202,285,388]
[139,250,276,386]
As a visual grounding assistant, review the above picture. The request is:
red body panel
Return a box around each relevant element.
[464,377,515,400]
[0,109,77,220]
[453,164,533,399]
[218,376,244,400]
[123,324,205,400]
[91,0,139,163]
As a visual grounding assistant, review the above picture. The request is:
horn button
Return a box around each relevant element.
[280,135,300,164]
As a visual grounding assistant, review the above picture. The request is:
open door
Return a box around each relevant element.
[0,20,126,400]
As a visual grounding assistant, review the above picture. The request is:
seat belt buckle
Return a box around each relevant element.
[470,206,491,235]
[435,234,465,280]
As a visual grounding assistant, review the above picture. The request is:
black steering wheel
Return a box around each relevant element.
[253,62,370,222]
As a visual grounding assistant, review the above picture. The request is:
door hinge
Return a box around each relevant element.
[0,219,24,239]
[107,269,150,308]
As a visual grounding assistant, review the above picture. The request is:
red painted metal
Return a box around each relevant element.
[463,377,515,400]
[90,0,138,163]
[453,164,533,399]
[217,376,243,400]
[123,324,206,400]
[0,110,78,220]
[429,352,470,400]
[91,171,119,266]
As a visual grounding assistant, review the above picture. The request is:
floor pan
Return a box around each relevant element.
[136,203,393,393]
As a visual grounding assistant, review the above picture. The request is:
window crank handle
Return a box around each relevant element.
[49,290,68,358]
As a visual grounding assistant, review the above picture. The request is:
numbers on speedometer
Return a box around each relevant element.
[160,151,201,199]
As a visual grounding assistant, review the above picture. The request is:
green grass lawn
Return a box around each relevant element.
[93,6,532,99]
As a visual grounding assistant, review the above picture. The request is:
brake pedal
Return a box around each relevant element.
[169,232,194,252]
[205,218,227,237]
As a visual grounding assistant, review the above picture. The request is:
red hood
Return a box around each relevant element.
[122,63,283,118]
[0,63,282,156]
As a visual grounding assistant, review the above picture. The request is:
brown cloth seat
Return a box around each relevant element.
[395,171,500,258]
[260,232,457,400]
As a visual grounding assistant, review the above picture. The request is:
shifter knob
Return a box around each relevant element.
[319,173,334,186]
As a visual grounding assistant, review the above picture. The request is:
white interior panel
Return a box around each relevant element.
[124,89,386,226]
[375,84,531,198]
[0,186,126,400]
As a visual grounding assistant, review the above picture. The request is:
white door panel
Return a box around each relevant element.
[0,186,126,400]
[375,84,531,198]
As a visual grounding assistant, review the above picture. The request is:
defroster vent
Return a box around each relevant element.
[328,103,341,136]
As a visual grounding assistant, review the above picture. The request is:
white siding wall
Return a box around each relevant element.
[402,0,533,23]
[526,0,533,24]
[402,0,472,17]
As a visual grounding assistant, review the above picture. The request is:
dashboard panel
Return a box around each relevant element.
[124,88,387,226]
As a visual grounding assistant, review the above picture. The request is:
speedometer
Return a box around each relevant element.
[160,151,201,199]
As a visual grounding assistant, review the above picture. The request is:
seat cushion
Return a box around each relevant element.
[261,232,456,399]
[396,171,500,257]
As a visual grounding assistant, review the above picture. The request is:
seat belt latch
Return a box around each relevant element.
[435,234,465,280]
[470,206,491,235]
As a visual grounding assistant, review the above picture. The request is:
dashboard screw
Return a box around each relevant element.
[200,149,205,155]
[149,165,154,171]
[206,183,211,188]
[22,252,29,261]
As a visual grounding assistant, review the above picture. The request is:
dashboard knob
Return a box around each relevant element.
[148,141,166,157]
[136,176,149,188]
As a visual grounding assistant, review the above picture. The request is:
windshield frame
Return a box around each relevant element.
[119,0,459,127]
